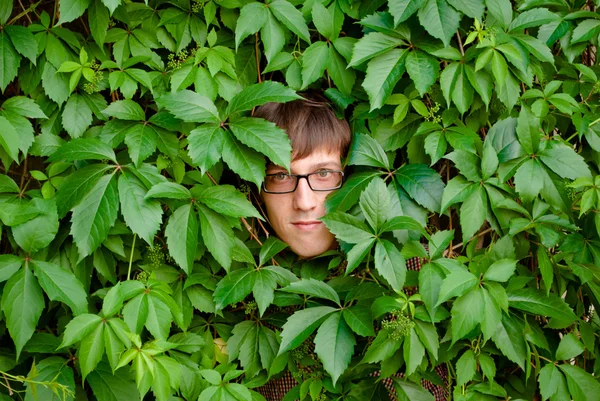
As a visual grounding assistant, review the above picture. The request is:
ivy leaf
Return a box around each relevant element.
[374,239,406,292]
[483,259,516,282]
[455,349,477,386]
[0,115,20,161]
[559,364,600,400]
[59,314,103,348]
[1,267,44,358]
[516,105,540,154]
[229,117,292,170]
[252,270,278,316]
[31,260,88,316]
[314,312,356,385]
[325,171,379,213]
[213,268,256,311]
[118,172,163,245]
[0,254,22,282]
[70,173,119,260]
[514,158,544,203]
[278,306,338,354]
[393,379,435,401]
[79,323,105,382]
[321,212,374,243]
[360,178,391,232]
[491,314,527,370]
[0,31,19,93]
[349,32,404,67]
[485,0,513,29]
[348,133,390,169]
[459,187,487,242]
[5,25,37,64]
[187,124,226,174]
[447,0,484,21]
[406,50,439,97]
[301,41,329,88]
[281,278,341,306]
[48,138,117,163]
[88,363,140,401]
[55,164,113,217]
[58,0,92,24]
[12,198,59,253]
[24,357,76,401]
[538,363,563,401]
[261,12,286,63]
[222,131,266,188]
[156,90,220,123]
[451,287,484,342]
[226,81,300,115]
[342,304,375,336]
[419,263,444,321]
[62,94,93,138]
[389,0,426,25]
[198,204,234,271]
[235,2,268,49]
[165,204,198,275]
[89,0,110,47]
[269,0,311,43]
[327,46,356,96]
[507,288,577,323]
[418,0,461,47]
[555,332,585,360]
[509,8,559,32]
[123,123,158,167]
[362,49,407,111]
[102,99,145,121]
[2,96,47,119]
[197,185,261,219]
[395,164,445,213]
[403,327,425,375]
[436,268,478,305]
[538,144,592,180]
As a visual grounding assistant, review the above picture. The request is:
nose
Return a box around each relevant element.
[292,176,317,211]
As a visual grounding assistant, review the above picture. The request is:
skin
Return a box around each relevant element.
[262,148,342,258]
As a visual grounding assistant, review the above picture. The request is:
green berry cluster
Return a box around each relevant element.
[424,102,442,124]
[83,61,103,94]
[244,301,257,315]
[382,311,414,341]
[167,49,191,70]
[291,341,311,361]
[565,184,578,201]
[136,270,150,284]
[147,245,166,267]
[192,0,203,13]
[238,183,251,195]
[316,392,327,401]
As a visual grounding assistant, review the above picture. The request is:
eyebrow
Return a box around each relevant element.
[266,161,341,173]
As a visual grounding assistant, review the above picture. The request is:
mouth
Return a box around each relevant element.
[291,221,323,231]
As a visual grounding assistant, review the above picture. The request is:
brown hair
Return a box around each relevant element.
[253,92,352,161]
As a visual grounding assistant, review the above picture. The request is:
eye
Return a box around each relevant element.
[275,172,289,181]
[316,170,331,178]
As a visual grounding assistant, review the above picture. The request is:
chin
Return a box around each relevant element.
[289,239,336,259]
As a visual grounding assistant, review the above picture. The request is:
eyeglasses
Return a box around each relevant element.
[262,170,344,194]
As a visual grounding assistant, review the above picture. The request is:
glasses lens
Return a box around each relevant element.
[264,173,297,193]
[308,171,343,190]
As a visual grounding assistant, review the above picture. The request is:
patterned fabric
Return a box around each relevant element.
[256,255,449,401]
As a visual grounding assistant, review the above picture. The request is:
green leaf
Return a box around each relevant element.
[229,117,292,170]
[343,304,375,336]
[538,144,592,180]
[403,327,425,375]
[79,322,105,381]
[60,313,103,348]
[2,96,46,119]
[485,0,512,29]
[321,212,374,243]
[70,173,119,260]
[281,278,341,305]
[156,90,220,123]
[102,99,145,121]
[58,0,92,24]
[436,268,478,305]
[88,363,141,401]
[406,50,439,97]
[326,171,379,213]
[348,133,390,169]
[89,0,110,47]
[235,2,268,48]
[483,259,516,282]
[165,203,198,275]
[362,49,407,111]
[0,115,20,161]
[118,172,162,245]
[571,19,600,43]
[5,25,37,64]
[31,260,88,315]
[269,0,311,43]
[0,31,19,93]
[349,32,404,67]
[145,182,191,200]
[459,187,486,242]
[509,8,558,31]
[55,164,113,217]
[456,349,477,386]
[516,105,540,154]
[279,306,338,354]
[539,363,563,401]
[259,237,289,266]
[1,268,44,358]
[24,357,75,401]
[62,94,93,138]
[393,379,435,401]
[197,184,260,219]
[253,270,278,316]
[395,164,445,213]
[314,312,355,385]
[227,81,300,115]
[222,131,265,188]
[559,364,600,401]
[360,178,391,232]
[374,239,406,292]
[514,158,544,203]
[187,124,226,174]
[389,0,426,25]
[361,328,402,364]
[49,138,117,163]
[198,203,234,270]
[419,263,444,321]
[447,0,484,20]
[123,123,157,167]
[213,268,256,310]
[0,254,21,282]
[418,0,461,47]
[301,41,329,88]
[555,332,585,360]
[506,288,577,323]
[261,12,286,63]
[0,1,11,24]
[100,0,120,14]
[327,46,356,96]
[491,313,527,370]
[452,287,484,341]
[12,198,59,253]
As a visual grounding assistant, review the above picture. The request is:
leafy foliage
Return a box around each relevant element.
[1,0,600,400]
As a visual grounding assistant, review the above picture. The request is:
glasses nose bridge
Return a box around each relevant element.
[295,174,313,191]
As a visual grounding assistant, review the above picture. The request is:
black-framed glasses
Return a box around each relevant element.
[262,170,344,194]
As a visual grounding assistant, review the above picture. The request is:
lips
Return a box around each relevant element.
[291,221,323,231]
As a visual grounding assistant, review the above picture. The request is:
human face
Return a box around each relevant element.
[262,148,342,258]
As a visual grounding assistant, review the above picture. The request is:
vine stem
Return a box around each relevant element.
[451,227,493,250]
[127,234,137,280]
[7,0,41,25]
[255,33,262,83]
[456,30,465,56]
[18,0,32,24]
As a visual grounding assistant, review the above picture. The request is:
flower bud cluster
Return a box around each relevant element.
[382,311,414,341]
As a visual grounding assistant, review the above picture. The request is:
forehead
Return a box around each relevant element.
[270,148,342,172]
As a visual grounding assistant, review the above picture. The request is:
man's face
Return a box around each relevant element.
[262,148,342,258]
